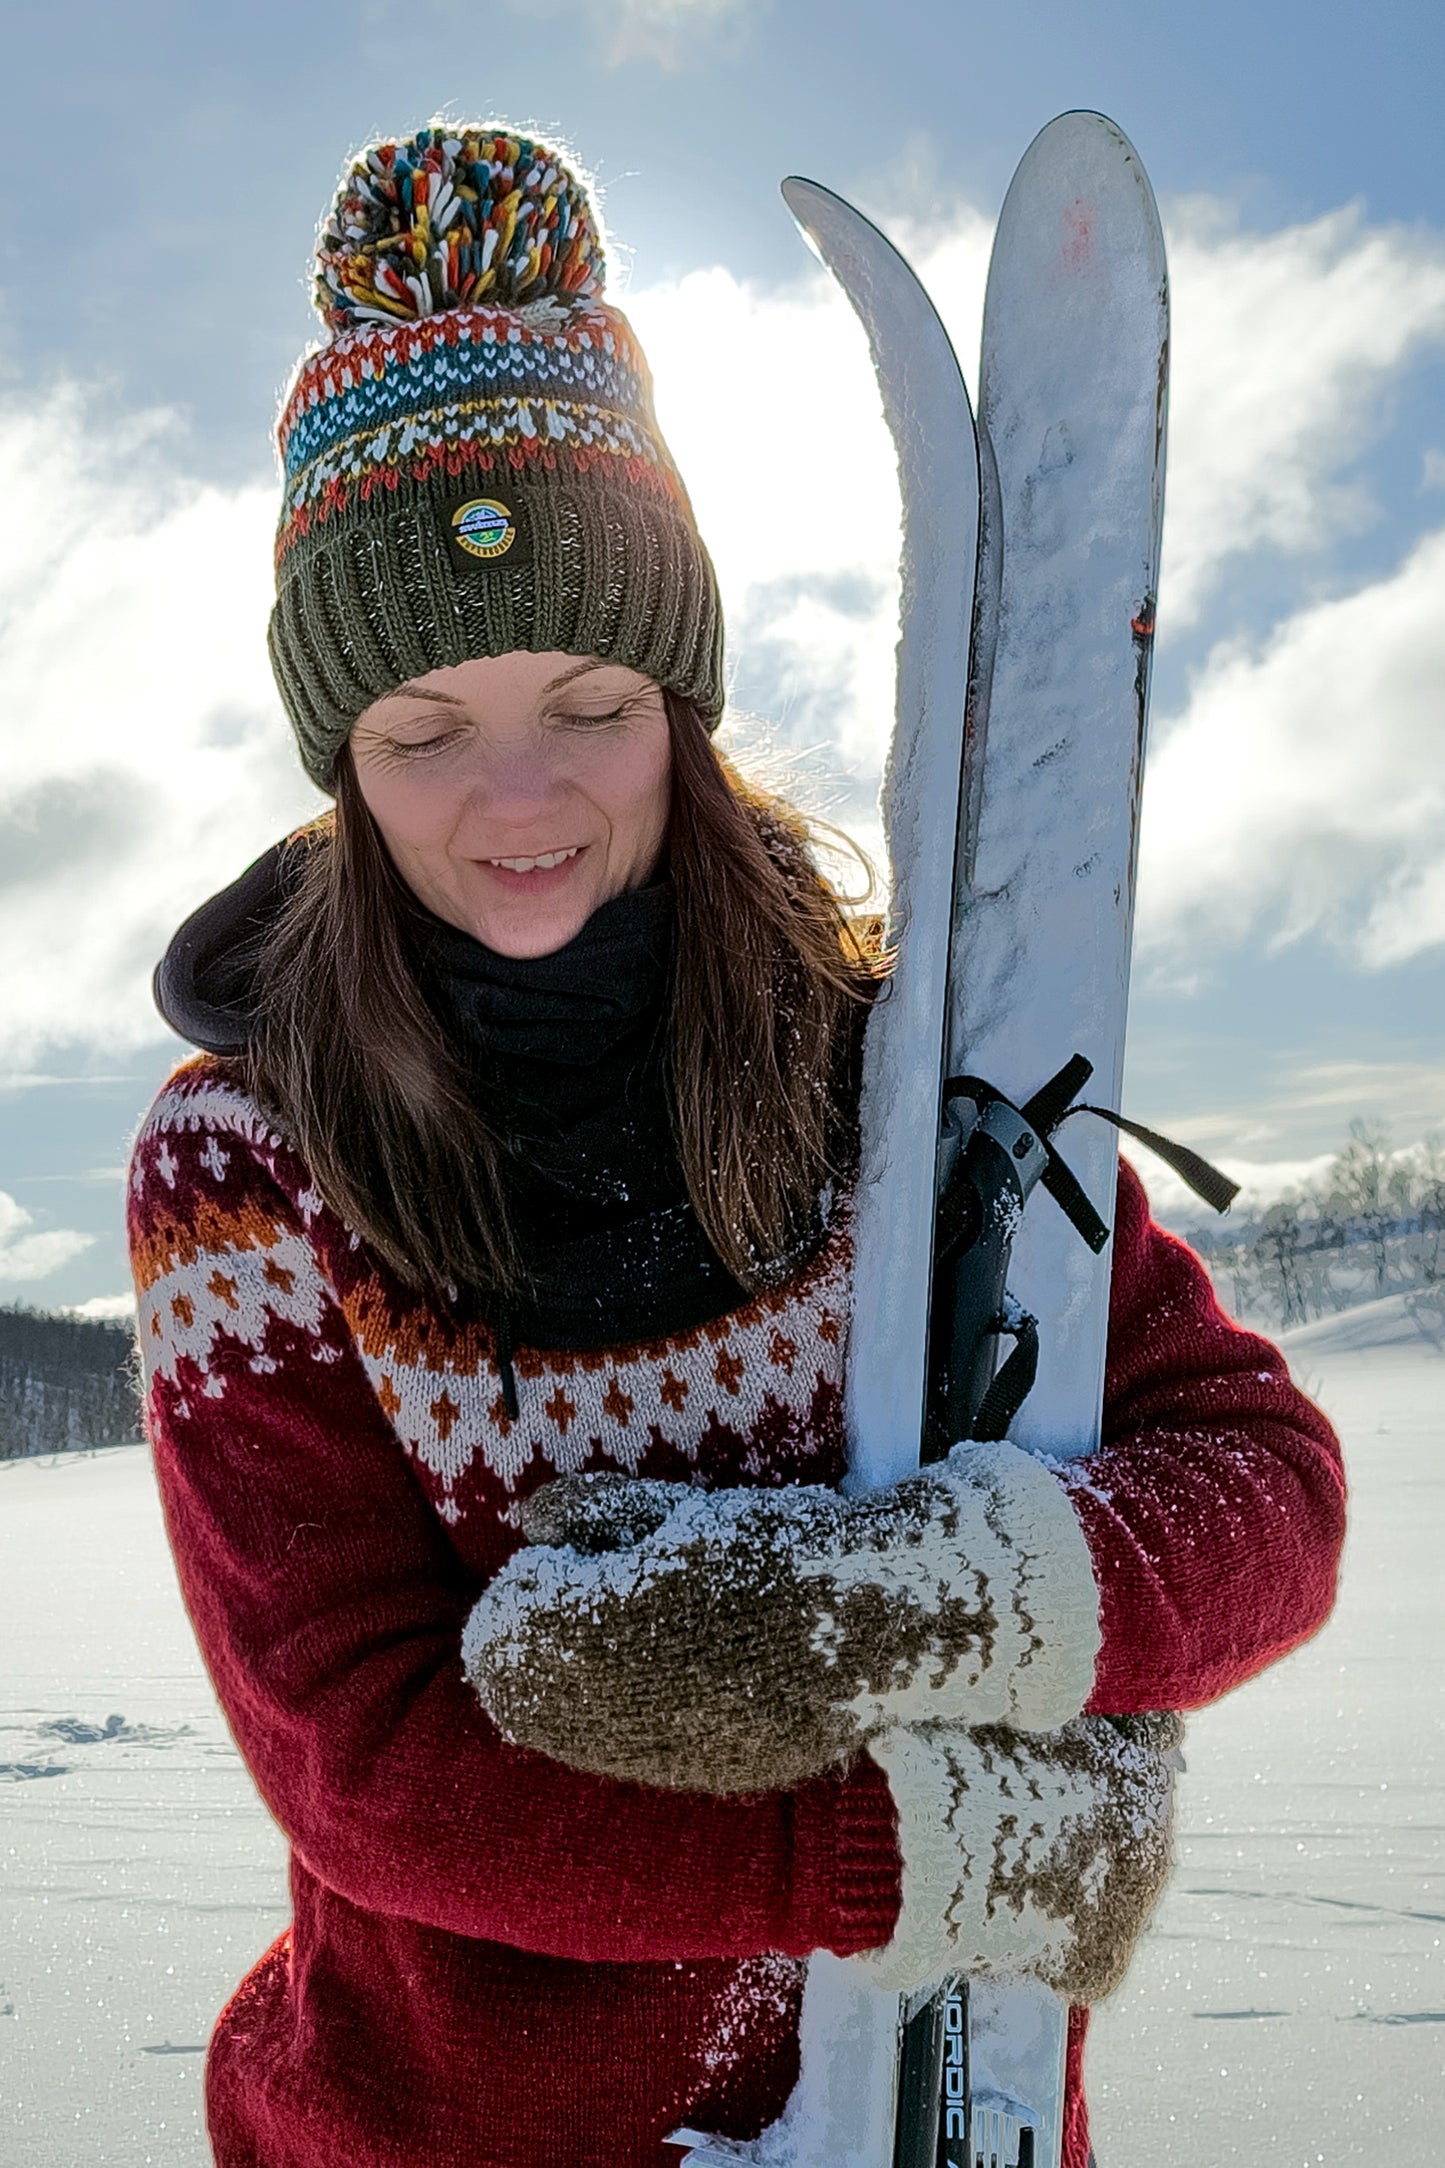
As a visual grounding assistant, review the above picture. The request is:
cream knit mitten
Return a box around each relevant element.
[855,1713,1184,2000]
[462,1441,1100,1792]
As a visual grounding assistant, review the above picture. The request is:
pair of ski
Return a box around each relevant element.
[675,112,1169,2168]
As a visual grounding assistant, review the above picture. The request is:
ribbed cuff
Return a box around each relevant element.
[270,468,725,791]
[787,1752,902,1959]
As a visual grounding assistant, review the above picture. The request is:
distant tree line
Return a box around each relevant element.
[1188,1120,1445,1338]
[2,1116,1440,1462]
[0,1305,141,1460]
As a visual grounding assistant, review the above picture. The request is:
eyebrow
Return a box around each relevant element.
[379,660,623,709]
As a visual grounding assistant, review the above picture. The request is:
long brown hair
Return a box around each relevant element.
[243,693,881,1302]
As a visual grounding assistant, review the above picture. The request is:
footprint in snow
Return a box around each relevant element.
[38,1714,193,1747]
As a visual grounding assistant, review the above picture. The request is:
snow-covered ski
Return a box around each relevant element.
[945,117,1169,2168]
[674,109,1168,2168]
[672,173,981,2168]
[966,111,1169,1461]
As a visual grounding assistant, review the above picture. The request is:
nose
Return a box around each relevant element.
[459,734,562,822]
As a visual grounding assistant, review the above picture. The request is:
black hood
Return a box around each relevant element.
[151,837,676,1063]
[153,837,306,1054]
[149,843,763,1349]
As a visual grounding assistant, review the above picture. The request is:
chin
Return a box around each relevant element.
[472,907,594,960]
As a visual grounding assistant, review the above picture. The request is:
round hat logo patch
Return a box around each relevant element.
[451,498,517,560]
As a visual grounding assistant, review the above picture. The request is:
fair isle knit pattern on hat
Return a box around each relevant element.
[269,126,725,790]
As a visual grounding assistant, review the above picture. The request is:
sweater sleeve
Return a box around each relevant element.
[1071,1159,1346,1714]
[127,1068,901,1966]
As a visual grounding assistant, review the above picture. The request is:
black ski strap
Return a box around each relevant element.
[1020,1051,1094,1134]
[928,1056,1238,1453]
[1060,1107,1241,1215]
[942,1060,1240,1224]
[969,1304,1039,1443]
[941,1066,1110,1254]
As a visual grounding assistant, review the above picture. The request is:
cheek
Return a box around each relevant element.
[593,726,672,847]
[352,764,455,851]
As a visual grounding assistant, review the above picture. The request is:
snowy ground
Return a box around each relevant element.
[1089,1304,1443,2168]
[1,1313,1440,2166]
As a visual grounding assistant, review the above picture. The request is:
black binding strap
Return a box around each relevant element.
[944,1058,1241,1224]
[968,1305,1039,1443]
[926,1055,1239,1454]
[1060,1106,1241,1215]
[1020,1052,1094,1134]
[941,1063,1111,1253]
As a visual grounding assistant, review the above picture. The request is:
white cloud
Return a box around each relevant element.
[2,185,1443,1075]
[1140,1059,1445,1152]
[1120,1055,1445,1223]
[64,1293,136,1321]
[635,189,1445,787]
[1161,202,1445,620]
[630,204,996,815]
[882,196,1445,626]
[0,1190,94,1282]
[1136,1132,1445,1230]
[1137,522,1445,964]
[630,256,905,781]
[587,0,753,66]
[0,387,322,1066]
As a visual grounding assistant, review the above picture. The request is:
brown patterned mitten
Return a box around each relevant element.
[461,1442,1100,1793]
[854,1712,1184,2000]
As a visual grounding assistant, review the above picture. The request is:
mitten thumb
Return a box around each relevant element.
[519,1471,685,1554]
[854,1713,1180,2001]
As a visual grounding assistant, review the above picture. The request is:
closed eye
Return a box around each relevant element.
[554,690,662,728]
[381,729,465,760]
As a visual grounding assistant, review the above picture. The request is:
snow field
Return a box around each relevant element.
[1,1446,288,2166]
[1088,1332,1444,2166]
[0,1325,1439,2165]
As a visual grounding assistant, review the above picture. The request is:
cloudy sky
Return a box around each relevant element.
[2,0,1443,1311]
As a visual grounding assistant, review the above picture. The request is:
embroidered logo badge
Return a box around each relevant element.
[450,497,518,560]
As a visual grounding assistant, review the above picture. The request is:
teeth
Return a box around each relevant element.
[486,847,580,873]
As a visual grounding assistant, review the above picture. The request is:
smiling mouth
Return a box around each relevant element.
[482,847,582,874]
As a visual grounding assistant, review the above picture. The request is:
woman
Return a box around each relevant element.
[131,124,1345,2168]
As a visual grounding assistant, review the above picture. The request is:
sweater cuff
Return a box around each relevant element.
[787,1751,902,1959]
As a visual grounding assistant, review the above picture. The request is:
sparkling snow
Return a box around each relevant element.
[0,1319,1439,2165]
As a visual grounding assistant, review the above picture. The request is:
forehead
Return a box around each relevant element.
[374,654,658,710]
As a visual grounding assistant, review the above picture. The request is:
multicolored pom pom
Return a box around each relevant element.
[314,124,605,330]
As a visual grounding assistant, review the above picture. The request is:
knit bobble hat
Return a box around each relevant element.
[268,125,725,791]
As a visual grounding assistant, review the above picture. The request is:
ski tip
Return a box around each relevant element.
[1029,107,1133,146]
[986,108,1165,301]
[779,176,912,284]
[779,175,832,264]
[780,173,836,224]
[1010,109,1153,188]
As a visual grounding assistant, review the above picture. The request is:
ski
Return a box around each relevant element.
[672,170,983,2168]
[966,110,1169,1462]
[939,112,1170,2168]
[674,109,1169,2168]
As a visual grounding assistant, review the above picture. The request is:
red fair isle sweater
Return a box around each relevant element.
[127,1056,1345,2168]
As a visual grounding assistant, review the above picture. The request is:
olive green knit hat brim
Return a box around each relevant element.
[270,468,725,793]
